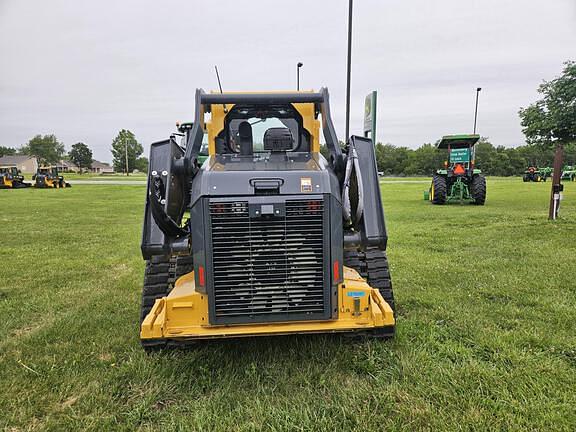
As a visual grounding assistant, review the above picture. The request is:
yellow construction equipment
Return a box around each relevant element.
[140,89,395,349]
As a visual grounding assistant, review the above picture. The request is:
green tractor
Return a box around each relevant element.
[523,166,552,182]
[561,165,576,182]
[427,134,486,205]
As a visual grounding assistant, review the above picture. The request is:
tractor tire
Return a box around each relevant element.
[470,174,487,205]
[523,175,529,182]
[344,247,395,313]
[140,254,193,351]
[431,174,447,205]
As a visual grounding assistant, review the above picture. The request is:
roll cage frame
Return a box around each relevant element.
[180,88,344,174]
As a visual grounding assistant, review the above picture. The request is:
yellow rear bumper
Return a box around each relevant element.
[140,266,395,341]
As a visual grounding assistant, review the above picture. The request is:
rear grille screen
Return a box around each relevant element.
[209,199,327,323]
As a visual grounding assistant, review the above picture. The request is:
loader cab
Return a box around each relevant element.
[0,167,14,188]
[36,167,60,178]
[204,94,322,162]
[214,104,310,157]
[0,166,16,178]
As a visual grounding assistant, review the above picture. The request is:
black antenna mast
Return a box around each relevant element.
[214,65,227,113]
[345,0,353,140]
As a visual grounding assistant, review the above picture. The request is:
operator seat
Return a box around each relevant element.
[238,121,253,156]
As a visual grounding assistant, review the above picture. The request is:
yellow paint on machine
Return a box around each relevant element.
[141,266,395,340]
[206,91,321,156]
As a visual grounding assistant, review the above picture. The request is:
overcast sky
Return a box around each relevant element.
[1,0,575,162]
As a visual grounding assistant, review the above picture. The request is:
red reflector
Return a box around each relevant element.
[333,261,340,281]
[454,163,465,175]
[198,265,205,287]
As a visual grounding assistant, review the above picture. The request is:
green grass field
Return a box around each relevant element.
[1,179,575,431]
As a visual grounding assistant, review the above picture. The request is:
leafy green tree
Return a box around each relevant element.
[68,142,93,173]
[519,61,576,162]
[404,143,444,175]
[21,134,65,165]
[375,143,411,175]
[111,130,143,174]
[0,146,17,157]
[134,156,149,173]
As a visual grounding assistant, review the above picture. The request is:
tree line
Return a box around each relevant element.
[0,130,148,174]
[373,139,576,177]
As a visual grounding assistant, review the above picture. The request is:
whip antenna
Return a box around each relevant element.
[214,65,227,113]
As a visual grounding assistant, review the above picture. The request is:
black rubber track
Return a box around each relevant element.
[344,247,395,338]
[343,247,395,313]
[470,173,487,205]
[140,254,194,352]
[431,173,447,204]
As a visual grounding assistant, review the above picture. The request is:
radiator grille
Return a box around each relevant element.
[209,199,326,323]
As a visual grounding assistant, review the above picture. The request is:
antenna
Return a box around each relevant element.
[345,0,353,140]
[214,65,227,113]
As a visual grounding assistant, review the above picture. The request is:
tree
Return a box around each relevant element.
[404,143,444,176]
[519,61,576,147]
[134,156,149,173]
[519,60,576,218]
[21,134,65,165]
[68,143,93,173]
[0,146,17,157]
[111,129,143,175]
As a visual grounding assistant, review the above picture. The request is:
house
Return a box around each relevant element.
[55,160,79,173]
[0,155,38,173]
[90,160,114,175]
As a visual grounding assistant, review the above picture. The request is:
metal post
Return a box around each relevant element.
[297,62,303,91]
[124,133,129,176]
[473,87,481,134]
[345,0,353,140]
[549,143,564,220]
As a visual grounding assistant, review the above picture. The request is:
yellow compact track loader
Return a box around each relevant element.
[33,167,71,188]
[0,166,31,189]
[140,89,395,350]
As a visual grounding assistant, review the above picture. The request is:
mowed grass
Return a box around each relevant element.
[0,179,575,431]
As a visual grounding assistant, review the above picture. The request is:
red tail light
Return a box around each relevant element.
[198,265,205,287]
[307,200,321,214]
[333,260,340,282]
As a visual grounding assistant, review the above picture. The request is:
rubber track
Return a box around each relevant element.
[343,247,395,313]
[140,254,193,352]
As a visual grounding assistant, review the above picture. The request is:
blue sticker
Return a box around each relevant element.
[347,291,365,297]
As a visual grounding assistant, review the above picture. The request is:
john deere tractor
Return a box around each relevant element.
[561,165,576,182]
[428,134,486,205]
[139,89,395,349]
[33,167,71,188]
[523,166,552,182]
[0,166,31,189]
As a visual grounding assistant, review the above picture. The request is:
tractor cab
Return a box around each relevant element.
[427,134,486,205]
[436,134,480,178]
